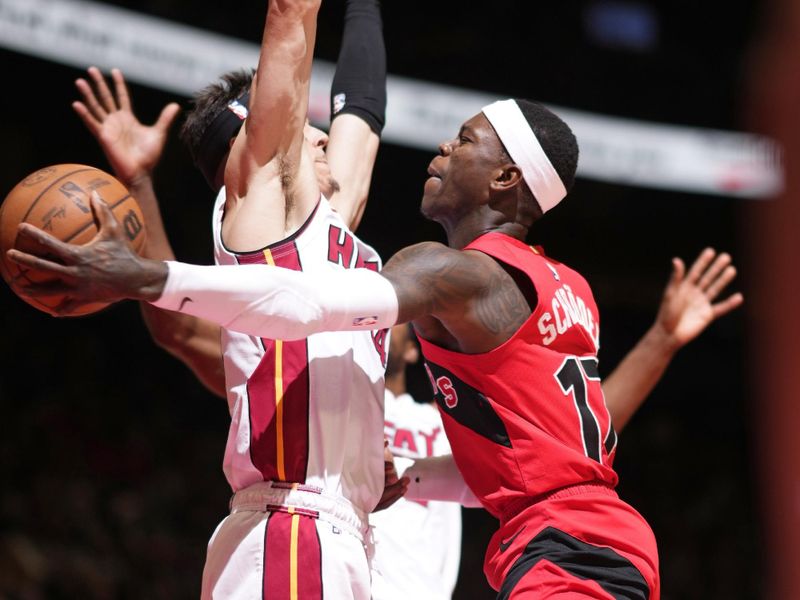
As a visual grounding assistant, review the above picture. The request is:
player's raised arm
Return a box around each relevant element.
[73,67,226,398]
[223,0,322,249]
[325,0,386,230]
[602,248,744,431]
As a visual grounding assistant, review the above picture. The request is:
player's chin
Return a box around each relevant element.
[320,176,341,199]
[420,179,442,217]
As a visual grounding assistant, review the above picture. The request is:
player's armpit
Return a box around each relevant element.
[223,0,323,250]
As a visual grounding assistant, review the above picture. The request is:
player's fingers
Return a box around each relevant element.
[705,265,737,299]
[89,192,120,237]
[155,102,181,133]
[667,257,685,288]
[88,66,117,112]
[15,278,75,298]
[13,223,78,262]
[373,477,409,512]
[6,248,73,277]
[51,297,86,317]
[686,247,716,284]
[71,102,102,137]
[698,252,732,291]
[75,78,107,121]
[711,292,744,319]
[111,68,132,111]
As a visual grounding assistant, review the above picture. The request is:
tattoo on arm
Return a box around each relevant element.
[472,268,531,336]
[384,244,532,337]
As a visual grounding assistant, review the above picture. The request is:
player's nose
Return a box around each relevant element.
[438,141,453,156]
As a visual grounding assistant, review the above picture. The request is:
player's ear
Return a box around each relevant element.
[489,164,523,195]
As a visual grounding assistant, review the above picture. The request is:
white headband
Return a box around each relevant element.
[481,99,567,213]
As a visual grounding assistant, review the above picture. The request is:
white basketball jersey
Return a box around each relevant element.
[370,391,463,600]
[212,189,389,514]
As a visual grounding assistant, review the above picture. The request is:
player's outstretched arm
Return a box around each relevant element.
[73,66,179,261]
[6,201,485,345]
[224,0,323,249]
[74,67,225,398]
[602,248,744,431]
[325,0,386,230]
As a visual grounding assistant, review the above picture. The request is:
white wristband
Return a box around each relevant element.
[403,454,482,508]
[152,261,399,340]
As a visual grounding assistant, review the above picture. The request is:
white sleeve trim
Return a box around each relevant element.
[151,261,399,340]
[402,454,482,508]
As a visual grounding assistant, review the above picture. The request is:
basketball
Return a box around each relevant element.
[0,164,147,316]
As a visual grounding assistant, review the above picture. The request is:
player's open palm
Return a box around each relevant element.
[73,67,180,185]
[654,248,744,350]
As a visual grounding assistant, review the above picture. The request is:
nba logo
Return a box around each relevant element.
[333,93,346,115]
[353,315,378,327]
[227,100,249,120]
[546,263,560,281]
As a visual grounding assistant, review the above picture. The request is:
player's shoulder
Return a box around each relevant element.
[387,241,496,277]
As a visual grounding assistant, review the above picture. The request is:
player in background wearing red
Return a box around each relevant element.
[9,85,744,597]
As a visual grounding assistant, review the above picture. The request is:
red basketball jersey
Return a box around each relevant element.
[417,232,618,521]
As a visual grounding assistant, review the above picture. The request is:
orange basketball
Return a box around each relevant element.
[0,164,147,316]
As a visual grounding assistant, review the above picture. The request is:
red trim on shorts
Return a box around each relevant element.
[297,514,323,599]
[243,243,311,483]
[263,512,323,599]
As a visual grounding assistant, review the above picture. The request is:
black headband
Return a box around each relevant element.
[193,91,251,192]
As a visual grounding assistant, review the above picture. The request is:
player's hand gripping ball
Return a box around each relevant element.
[0,164,147,316]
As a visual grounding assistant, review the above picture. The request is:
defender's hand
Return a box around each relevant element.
[73,67,180,185]
[373,441,409,512]
[654,248,744,352]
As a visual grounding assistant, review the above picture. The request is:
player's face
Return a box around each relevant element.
[304,122,340,198]
[421,113,505,222]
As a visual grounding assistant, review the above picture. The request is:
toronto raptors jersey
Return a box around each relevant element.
[212,189,389,514]
[417,232,618,521]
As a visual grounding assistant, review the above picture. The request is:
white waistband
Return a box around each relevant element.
[229,482,370,542]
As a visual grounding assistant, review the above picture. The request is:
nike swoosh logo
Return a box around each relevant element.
[179,297,193,311]
[499,525,527,552]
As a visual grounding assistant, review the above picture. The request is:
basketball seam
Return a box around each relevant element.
[63,193,132,243]
[20,168,96,223]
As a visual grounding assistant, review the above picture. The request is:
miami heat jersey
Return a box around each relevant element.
[417,232,618,521]
[212,189,389,514]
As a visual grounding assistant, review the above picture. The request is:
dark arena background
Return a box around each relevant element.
[2,0,799,598]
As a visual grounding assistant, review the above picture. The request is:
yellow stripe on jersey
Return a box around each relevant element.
[263,249,287,481]
[289,512,300,600]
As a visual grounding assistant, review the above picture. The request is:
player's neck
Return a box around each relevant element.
[444,218,529,250]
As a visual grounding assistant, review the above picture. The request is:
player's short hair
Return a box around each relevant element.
[180,69,254,167]
[500,99,579,211]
